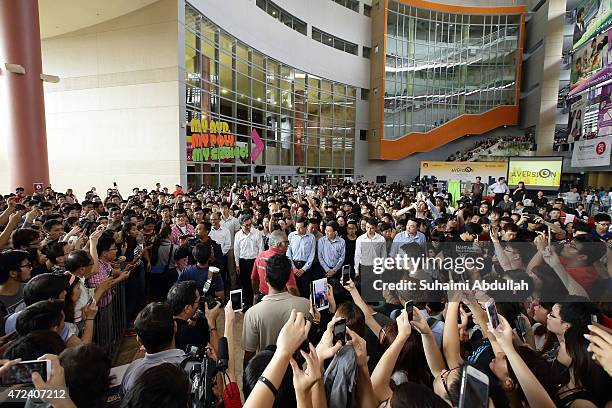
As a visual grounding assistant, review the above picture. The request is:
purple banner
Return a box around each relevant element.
[599,84,612,135]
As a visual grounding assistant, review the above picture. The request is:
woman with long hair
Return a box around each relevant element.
[149,226,177,301]
[547,301,609,407]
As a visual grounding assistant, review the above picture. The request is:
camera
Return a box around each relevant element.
[182,337,229,408]
[205,297,223,310]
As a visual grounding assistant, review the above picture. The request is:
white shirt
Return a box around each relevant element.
[234,229,264,263]
[209,225,232,255]
[221,214,240,246]
[354,232,387,274]
[564,191,581,204]
[489,182,510,194]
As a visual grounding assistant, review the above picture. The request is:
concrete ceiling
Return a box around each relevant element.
[38,0,160,39]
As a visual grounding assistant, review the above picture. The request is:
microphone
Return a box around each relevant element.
[217,337,229,372]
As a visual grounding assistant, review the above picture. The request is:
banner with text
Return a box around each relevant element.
[571,136,612,166]
[419,161,508,182]
[507,158,562,189]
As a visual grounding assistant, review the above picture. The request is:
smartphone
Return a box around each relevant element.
[311,278,329,311]
[332,319,347,346]
[405,300,414,321]
[1,360,51,385]
[113,182,117,187]
[458,365,490,408]
[485,298,500,329]
[230,289,243,312]
[341,265,351,286]
[547,226,552,246]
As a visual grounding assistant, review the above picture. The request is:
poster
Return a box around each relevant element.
[570,29,609,89]
[571,135,612,166]
[419,161,508,182]
[598,84,612,135]
[507,158,563,189]
[573,0,612,50]
[569,98,586,142]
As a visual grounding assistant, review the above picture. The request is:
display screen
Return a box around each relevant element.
[507,157,563,189]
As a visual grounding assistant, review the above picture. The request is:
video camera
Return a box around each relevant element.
[181,337,229,408]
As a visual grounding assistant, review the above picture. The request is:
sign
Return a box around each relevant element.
[419,161,508,182]
[570,29,609,90]
[573,0,612,50]
[250,129,264,162]
[599,84,612,135]
[571,135,612,166]
[33,183,44,194]
[187,118,249,162]
[569,98,586,142]
[507,158,563,189]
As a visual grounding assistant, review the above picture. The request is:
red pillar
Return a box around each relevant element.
[0,0,50,194]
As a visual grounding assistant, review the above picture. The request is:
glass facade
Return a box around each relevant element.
[255,0,307,35]
[312,27,359,55]
[185,3,356,187]
[383,0,522,139]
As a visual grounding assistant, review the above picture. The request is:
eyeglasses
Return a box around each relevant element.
[20,262,33,269]
[597,222,611,227]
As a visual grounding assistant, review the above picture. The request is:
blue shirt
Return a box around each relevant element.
[390,231,427,257]
[592,229,612,242]
[317,235,346,273]
[5,311,70,340]
[178,265,224,296]
[286,232,316,271]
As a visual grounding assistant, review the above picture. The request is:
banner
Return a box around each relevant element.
[573,0,612,50]
[419,161,508,183]
[571,135,612,166]
[569,98,586,142]
[570,29,609,90]
[508,158,562,189]
[598,84,612,135]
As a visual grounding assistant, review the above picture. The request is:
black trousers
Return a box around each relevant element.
[293,260,311,299]
[239,258,255,309]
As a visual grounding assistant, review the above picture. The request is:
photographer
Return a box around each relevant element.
[166,281,221,354]
[179,242,225,300]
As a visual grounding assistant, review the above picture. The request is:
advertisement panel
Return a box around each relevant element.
[573,0,612,50]
[598,84,612,135]
[570,29,609,90]
[571,135,612,166]
[507,158,563,189]
[419,161,508,182]
[568,98,586,142]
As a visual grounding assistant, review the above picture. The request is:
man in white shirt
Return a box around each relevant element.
[564,187,581,210]
[354,217,387,277]
[489,177,510,207]
[220,202,240,288]
[234,214,263,309]
[208,211,232,290]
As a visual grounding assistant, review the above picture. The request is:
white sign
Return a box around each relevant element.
[571,136,612,167]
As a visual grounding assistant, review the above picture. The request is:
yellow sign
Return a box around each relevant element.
[507,159,562,188]
[420,161,508,182]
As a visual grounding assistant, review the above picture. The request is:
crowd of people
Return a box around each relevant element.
[0,179,611,408]
[446,135,535,162]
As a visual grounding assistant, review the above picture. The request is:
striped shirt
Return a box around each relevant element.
[286,232,316,271]
[318,235,346,273]
[170,223,195,245]
[88,259,113,307]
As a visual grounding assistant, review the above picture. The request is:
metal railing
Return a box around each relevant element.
[93,281,127,361]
